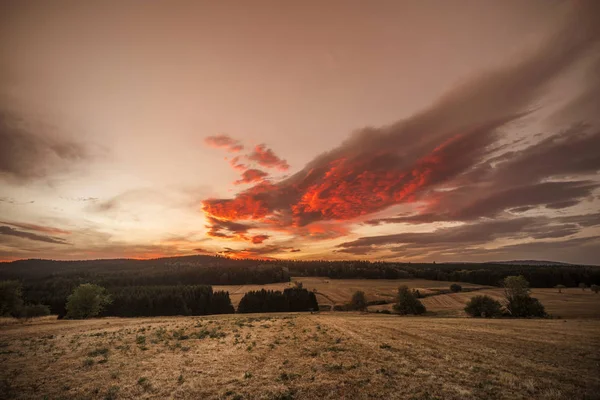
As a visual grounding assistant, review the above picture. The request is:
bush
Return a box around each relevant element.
[66,284,112,319]
[506,295,546,318]
[450,283,462,293]
[393,286,426,315]
[350,291,367,311]
[464,295,502,318]
[503,276,546,318]
[555,284,566,293]
[592,284,599,294]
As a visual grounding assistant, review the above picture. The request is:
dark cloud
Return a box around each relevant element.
[0,221,70,235]
[336,215,599,260]
[367,125,600,226]
[0,111,88,182]
[0,225,69,245]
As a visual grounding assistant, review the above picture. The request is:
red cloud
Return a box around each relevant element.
[229,156,247,171]
[250,234,269,244]
[205,135,244,152]
[201,119,509,243]
[234,169,269,185]
[247,144,289,171]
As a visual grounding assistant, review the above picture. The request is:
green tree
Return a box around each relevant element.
[450,283,462,293]
[0,280,24,317]
[393,286,426,315]
[464,295,502,318]
[555,284,566,293]
[350,291,367,311]
[66,284,112,319]
[503,276,546,317]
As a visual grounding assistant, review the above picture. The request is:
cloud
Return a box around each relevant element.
[202,1,600,236]
[0,225,69,245]
[0,221,71,235]
[246,144,290,171]
[218,245,291,259]
[337,217,593,259]
[0,111,89,182]
[250,234,269,244]
[229,156,247,171]
[234,169,269,185]
[204,134,244,152]
[198,2,600,264]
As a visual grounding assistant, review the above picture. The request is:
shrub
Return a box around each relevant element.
[591,284,599,294]
[503,276,546,318]
[506,295,546,318]
[393,286,426,315]
[464,295,502,318]
[66,284,112,319]
[555,284,566,293]
[579,283,587,291]
[450,283,463,293]
[350,291,367,311]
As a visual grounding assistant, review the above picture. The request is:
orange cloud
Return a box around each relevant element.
[247,144,289,171]
[234,169,269,185]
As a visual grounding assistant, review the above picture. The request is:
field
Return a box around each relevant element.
[1,313,599,400]
[368,287,600,318]
[217,277,600,319]
[216,277,488,308]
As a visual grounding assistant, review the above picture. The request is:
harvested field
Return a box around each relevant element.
[215,278,488,308]
[370,288,600,318]
[1,314,599,399]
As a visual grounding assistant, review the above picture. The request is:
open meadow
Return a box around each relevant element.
[1,313,599,400]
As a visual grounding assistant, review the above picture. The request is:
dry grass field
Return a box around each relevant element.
[216,277,488,308]
[1,313,599,400]
[368,288,600,318]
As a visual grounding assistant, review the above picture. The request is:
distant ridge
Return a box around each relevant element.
[485,260,576,266]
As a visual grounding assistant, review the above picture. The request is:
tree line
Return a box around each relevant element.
[2,256,599,294]
[237,286,319,313]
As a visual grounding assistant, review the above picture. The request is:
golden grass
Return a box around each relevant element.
[1,313,599,399]
[215,277,488,308]
[391,288,600,318]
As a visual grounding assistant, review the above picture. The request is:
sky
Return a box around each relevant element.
[1,0,599,264]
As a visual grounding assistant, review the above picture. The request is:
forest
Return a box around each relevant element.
[1,255,599,316]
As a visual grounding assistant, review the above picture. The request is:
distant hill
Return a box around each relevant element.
[486,260,577,266]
